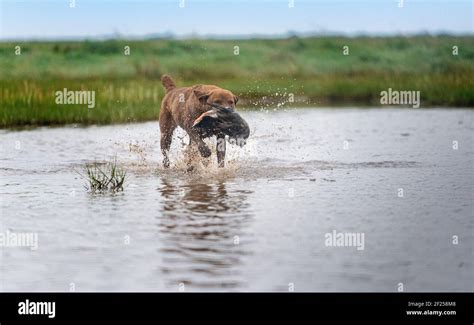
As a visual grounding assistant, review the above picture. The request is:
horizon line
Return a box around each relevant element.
[1,30,473,42]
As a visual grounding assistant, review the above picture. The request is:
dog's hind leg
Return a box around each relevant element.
[161,131,174,168]
[159,110,176,168]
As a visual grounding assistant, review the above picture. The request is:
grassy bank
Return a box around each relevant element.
[1,36,473,127]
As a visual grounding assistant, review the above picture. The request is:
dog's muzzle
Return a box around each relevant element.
[192,103,250,146]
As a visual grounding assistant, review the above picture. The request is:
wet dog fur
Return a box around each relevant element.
[159,75,239,168]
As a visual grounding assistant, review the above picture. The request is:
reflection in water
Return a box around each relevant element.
[157,176,253,290]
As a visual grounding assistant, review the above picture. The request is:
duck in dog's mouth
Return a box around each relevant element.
[192,103,250,147]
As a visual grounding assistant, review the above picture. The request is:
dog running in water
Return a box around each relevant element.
[159,75,249,168]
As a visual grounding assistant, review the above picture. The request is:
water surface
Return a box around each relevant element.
[1,108,472,292]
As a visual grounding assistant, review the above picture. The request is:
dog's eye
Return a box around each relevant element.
[228,100,234,105]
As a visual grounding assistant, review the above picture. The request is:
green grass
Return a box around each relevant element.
[1,35,473,127]
[82,159,126,193]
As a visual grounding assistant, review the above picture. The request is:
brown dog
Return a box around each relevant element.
[159,75,239,168]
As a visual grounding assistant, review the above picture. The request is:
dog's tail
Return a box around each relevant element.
[161,75,176,93]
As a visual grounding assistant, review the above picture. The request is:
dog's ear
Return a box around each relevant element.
[193,89,210,105]
[233,95,239,105]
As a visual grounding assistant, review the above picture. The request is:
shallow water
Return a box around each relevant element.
[1,108,472,292]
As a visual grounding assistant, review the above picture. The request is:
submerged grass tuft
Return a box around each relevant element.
[84,159,126,193]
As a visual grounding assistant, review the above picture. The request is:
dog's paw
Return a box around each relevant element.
[199,145,212,158]
[163,158,170,168]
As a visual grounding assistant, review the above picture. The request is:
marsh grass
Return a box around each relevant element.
[83,159,126,193]
[1,36,473,127]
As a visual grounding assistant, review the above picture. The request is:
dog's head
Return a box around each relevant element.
[192,88,249,145]
[193,88,238,110]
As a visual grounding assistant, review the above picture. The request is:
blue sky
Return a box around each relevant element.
[0,0,472,40]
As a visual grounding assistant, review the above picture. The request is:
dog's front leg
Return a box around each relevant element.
[216,134,226,168]
[188,130,211,158]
